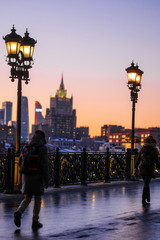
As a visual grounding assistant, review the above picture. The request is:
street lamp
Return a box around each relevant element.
[3,25,37,155]
[126,61,144,154]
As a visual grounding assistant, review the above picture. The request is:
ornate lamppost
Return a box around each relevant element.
[126,61,144,154]
[3,25,37,156]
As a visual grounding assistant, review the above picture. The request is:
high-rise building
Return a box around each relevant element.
[0,109,4,125]
[2,101,12,125]
[45,74,76,139]
[101,125,108,141]
[21,96,29,142]
[35,101,44,125]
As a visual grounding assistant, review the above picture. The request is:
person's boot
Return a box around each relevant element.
[32,220,43,229]
[146,188,150,203]
[142,199,150,208]
[14,211,22,227]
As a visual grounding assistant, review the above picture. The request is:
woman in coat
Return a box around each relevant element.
[14,130,48,229]
[134,135,160,207]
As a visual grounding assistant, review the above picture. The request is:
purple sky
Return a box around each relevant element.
[0,0,160,136]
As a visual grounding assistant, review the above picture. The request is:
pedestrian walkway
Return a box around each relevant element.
[1,179,160,239]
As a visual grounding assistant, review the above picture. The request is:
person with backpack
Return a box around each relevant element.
[134,135,160,207]
[14,130,48,229]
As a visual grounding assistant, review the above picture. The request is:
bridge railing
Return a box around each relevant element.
[2,147,156,192]
[0,153,6,192]
[48,148,131,187]
[0,148,15,193]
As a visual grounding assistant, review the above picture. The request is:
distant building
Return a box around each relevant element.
[48,137,105,152]
[44,74,76,140]
[8,120,16,128]
[108,125,125,134]
[101,125,108,141]
[0,109,4,125]
[35,101,44,125]
[2,101,12,125]
[0,125,16,146]
[76,127,89,140]
[21,96,29,142]
[101,124,125,142]
[109,129,131,146]
[78,137,105,151]
[108,127,160,149]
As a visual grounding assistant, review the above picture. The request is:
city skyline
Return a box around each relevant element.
[0,93,159,137]
[0,1,160,137]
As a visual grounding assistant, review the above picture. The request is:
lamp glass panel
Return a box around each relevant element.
[135,75,141,84]
[21,45,34,58]
[128,72,137,83]
[30,46,34,58]
[20,46,23,53]
[23,45,31,58]
[6,42,20,55]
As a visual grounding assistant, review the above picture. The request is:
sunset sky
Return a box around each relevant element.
[0,0,160,136]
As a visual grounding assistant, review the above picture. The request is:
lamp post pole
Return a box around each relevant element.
[16,77,22,155]
[131,100,135,153]
[131,90,136,154]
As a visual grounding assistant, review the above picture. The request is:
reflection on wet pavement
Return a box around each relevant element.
[1,181,160,239]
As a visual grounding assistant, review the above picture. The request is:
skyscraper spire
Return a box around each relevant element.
[57,73,67,98]
[60,73,64,90]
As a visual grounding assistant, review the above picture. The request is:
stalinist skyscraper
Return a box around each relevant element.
[45,74,76,139]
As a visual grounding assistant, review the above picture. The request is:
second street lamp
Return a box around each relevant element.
[3,25,37,156]
[126,61,144,154]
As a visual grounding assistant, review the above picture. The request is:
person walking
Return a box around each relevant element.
[14,130,48,229]
[134,135,160,207]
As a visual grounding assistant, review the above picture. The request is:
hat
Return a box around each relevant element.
[144,135,156,144]
[35,130,46,144]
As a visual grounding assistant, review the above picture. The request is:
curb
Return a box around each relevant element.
[1,178,160,199]
[45,177,160,194]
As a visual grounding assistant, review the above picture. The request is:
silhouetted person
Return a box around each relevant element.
[134,136,160,207]
[14,130,48,229]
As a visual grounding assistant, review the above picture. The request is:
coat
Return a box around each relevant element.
[135,143,160,177]
[21,133,48,195]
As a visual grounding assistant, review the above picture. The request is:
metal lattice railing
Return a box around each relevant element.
[48,150,127,186]
[60,153,82,184]
[0,153,7,192]
[0,148,136,192]
[109,153,126,179]
[87,152,106,181]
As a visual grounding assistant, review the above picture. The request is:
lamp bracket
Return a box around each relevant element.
[10,65,30,81]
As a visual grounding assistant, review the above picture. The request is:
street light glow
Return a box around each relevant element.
[128,73,137,82]
[6,41,21,55]
[127,73,141,85]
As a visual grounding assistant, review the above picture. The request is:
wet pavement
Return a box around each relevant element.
[1,180,160,239]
